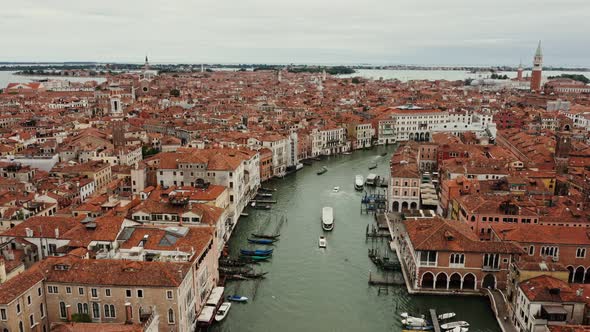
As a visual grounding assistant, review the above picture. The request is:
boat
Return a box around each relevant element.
[332,186,340,193]
[219,259,249,267]
[258,187,276,193]
[368,163,378,170]
[343,152,352,155]
[302,160,313,166]
[440,321,469,330]
[321,206,334,231]
[355,175,364,190]
[238,255,270,262]
[219,266,253,274]
[214,302,231,322]
[239,249,273,256]
[402,317,429,327]
[380,152,387,156]
[256,193,273,198]
[227,295,248,302]
[318,236,327,248]
[317,166,328,175]
[402,326,434,331]
[250,233,280,239]
[295,163,304,171]
[250,202,271,210]
[450,327,468,332]
[438,312,456,320]
[365,173,377,186]
[247,238,277,245]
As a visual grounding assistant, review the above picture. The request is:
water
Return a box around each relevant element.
[341,69,590,82]
[0,71,105,89]
[216,146,500,332]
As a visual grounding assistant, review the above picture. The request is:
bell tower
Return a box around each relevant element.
[530,41,543,91]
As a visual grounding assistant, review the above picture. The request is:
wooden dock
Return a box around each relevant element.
[429,309,441,332]
[368,272,404,286]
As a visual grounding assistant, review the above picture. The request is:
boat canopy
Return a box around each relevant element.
[366,173,377,181]
[197,306,215,323]
[206,287,225,307]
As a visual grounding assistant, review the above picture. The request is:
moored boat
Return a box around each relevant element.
[238,255,270,262]
[365,173,377,186]
[317,166,328,175]
[438,312,456,320]
[250,233,280,239]
[239,249,273,256]
[214,302,231,322]
[368,163,378,170]
[250,202,271,210]
[355,175,364,190]
[380,152,387,156]
[247,238,277,245]
[227,295,248,302]
[321,206,334,231]
[440,321,469,330]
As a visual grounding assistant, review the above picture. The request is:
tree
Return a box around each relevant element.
[351,77,361,84]
[71,313,92,323]
[548,74,590,84]
[170,89,180,97]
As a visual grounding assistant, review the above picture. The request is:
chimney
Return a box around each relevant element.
[125,303,133,324]
[66,304,72,321]
[25,228,33,237]
[54,228,60,239]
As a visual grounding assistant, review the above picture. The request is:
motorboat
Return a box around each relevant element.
[317,166,328,175]
[365,173,377,186]
[438,312,456,320]
[450,327,468,332]
[368,163,378,170]
[227,295,248,302]
[402,316,429,327]
[318,236,327,248]
[332,186,340,193]
[214,302,231,322]
[355,175,364,190]
[250,202,271,210]
[343,152,352,155]
[321,206,334,231]
[440,321,469,330]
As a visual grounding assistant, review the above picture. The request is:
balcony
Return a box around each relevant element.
[482,265,500,272]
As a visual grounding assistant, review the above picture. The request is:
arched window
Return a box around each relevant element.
[59,302,67,319]
[77,303,83,314]
[92,302,100,319]
[19,321,23,332]
[168,309,175,324]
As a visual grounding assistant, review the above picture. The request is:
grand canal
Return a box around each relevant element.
[215,146,500,332]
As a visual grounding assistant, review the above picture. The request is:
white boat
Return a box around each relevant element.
[343,152,352,155]
[438,312,456,320]
[450,327,469,332]
[332,186,340,193]
[321,206,334,231]
[214,302,231,322]
[440,321,469,330]
[295,163,304,171]
[318,236,327,248]
[354,175,364,190]
[402,317,428,327]
[365,173,377,186]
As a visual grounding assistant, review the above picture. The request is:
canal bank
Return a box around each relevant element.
[215,146,500,332]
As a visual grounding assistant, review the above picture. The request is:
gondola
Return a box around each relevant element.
[247,238,277,245]
[243,271,268,279]
[219,266,253,274]
[250,233,280,239]
[219,258,249,267]
[239,255,270,262]
[227,295,248,302]
[240,249,273,256]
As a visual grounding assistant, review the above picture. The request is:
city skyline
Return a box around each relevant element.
[2,0,590,66]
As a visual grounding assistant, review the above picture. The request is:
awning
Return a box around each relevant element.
[206,286,225,306]
[197,306,215,323]
[542,305,568,315]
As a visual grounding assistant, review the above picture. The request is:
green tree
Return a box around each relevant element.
[351,77,361,84]
[71,313,92,323]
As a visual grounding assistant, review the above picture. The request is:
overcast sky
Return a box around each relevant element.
[2,0,589,66]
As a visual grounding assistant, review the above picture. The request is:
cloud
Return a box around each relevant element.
[1,0,589,66]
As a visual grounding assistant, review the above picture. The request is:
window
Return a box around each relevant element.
[125,289,132,297]
[47,286,58,294]
[105,289,111,297]
[483,253,500,270]
[18,321,23,332]
[59,302,67,319]
[91,288,98,298]
[168,309,175,324]
[78,288,84,295]
[16,303,21,314]
[37,287,42,297]
[449,253,465,266]
[577,248,586,258]
[0,309,6,320]
[29,314,34,327]
[104,304,116,318]
[66,287,72,294]
[92,302,100,319]
[167,290,173,299]
[27,296,31,305]
[528,246,535,256]
[137,290,143,298]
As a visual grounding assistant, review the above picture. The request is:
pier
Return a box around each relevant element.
[429,309,441,332]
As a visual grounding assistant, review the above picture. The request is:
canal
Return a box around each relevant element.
[215,146,501,332]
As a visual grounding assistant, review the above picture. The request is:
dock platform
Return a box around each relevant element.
[429,309,441,332]
[368,272,404,286]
